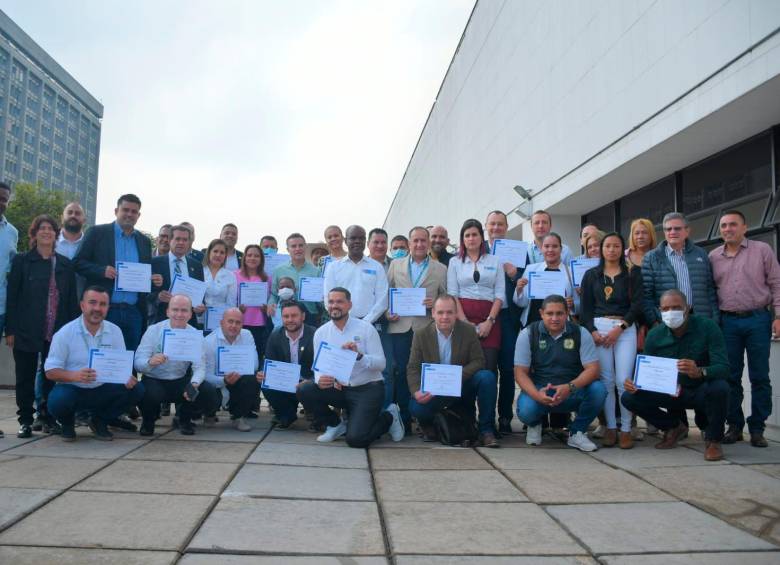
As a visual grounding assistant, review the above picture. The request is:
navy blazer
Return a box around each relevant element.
[150,254,205,323]
[264,323,316,379]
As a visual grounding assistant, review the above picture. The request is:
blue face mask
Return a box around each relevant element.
[390,249,408,259]
[263,247,277,256]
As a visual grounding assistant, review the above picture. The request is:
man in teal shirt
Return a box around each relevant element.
[268,233,322,326]
[0,182,18,439]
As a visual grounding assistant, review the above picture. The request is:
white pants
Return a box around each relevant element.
[595,319,637,432]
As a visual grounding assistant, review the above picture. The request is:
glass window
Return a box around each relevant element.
[582,203,615,233]
[686,211,718,243]
[619,176,675,238]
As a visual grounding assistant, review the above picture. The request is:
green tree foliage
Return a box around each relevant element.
[5,182,76,250]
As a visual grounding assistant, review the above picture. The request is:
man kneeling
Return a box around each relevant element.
[514,295,605,451]
[45,286,144,441]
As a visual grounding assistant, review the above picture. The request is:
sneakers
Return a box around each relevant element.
[232,417,251,432]
[31,416,44,432]
[386,403,405,442]
[107,415,137,432]
[567,431,598,452]
[526,423,542,446]
[317,420,347,443]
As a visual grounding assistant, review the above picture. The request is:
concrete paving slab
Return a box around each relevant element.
[124,440,254,463]
[0,456,107,489]
[477,447,608,470]
[158,422,270,442]
[262,429,348,446]
[0,433,46,453]
[383,501,585,555]
[0,487,59,530]
[2,435,147,459]
[601,553,780,565]
[0,491,214,550]
[547,502,775,554]
[248,441,368,468]
[370,435,435,448]
[188,497,384,554]
[487,432,569,448]
[0,546,178,564]
[398,558,597,564]
[369,448,491,470]
[224,463,374,500]
[587,444,731,469]
[375,470,526,502]
[686,441,780,464]
[180,556,388,565]
[749,463,780,479]
[504,467,674,504]
[75,460,239,495]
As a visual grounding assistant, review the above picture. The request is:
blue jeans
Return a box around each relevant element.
[390,330,414,428]
[409,369,497,434]
[48,382,145,426]
[516,381,606,434]
[107,304,144,352]
[378,325,395,408]
[722,311,773,433]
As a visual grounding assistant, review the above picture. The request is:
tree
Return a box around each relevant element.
[5,182,76,251]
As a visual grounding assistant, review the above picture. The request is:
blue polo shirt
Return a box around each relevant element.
[112,222,139,305]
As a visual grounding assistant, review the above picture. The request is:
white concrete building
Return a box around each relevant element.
[384,0,780,433]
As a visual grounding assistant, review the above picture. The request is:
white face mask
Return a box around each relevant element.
[661,310,686,329]
[278,288,295,301]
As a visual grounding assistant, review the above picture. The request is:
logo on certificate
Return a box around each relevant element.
[564,338,575,350]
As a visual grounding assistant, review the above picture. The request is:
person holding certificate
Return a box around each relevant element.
[150,224,205,325]
[579,233,643,449]
[134,295,219,436]
[297,287,404,447]
[447,219,505,374]
[268,233,323,327]
[201,239,237,334]
[387,226,448,432]
[203,308,259,431]
[44,287,144,442]
[407,295,499,447]
[234,244,273,361]
[622,290,730,461]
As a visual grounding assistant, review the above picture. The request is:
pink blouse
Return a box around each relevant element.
[233,270,272,327]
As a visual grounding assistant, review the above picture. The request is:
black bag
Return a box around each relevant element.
[433,404,478,447]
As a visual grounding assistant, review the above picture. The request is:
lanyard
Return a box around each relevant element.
[408,256,429,288]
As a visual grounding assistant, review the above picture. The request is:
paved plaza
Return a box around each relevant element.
[0,390,778,564]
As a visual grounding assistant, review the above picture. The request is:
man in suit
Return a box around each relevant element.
[259,300,316,429]
[75,193,159,352]
[408,295,499,447]
[150,224,205,324]
[387,226,447,432]
[220,223,243,271]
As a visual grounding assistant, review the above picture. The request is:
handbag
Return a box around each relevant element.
[433,404,478,447]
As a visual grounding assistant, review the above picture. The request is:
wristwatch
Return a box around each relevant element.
[619,322,628,330]
[487,316,496,323]
[568,382,577,393]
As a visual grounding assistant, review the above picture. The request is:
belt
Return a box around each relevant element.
[720,308,768,318]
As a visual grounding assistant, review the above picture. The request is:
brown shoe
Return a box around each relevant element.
[704,441,724,461]
[601,428,617,448]
[722,426,743,444]
[618,431,634,449]
[480,432,499,448]
[655,423,687,449]
[750,433,768,448]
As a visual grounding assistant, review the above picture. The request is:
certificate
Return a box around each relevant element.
[312,342,358,385]
[527,271,567,300]
[633,354,679,395]
[170,274,206,306]
[161,329,204,362]
[239,282,268,306]
[89,349,134,384]
[571,258,600,287]
[491,239,529,269]
[389,287,426,317]
[262,359,301,393]
[298,276,325,302]
[204,306,227,332]
[115,261,151,293]
[421,363,462,397]
[264,253,290,274]
[320,255,333,275]
[594,317,622,336]
[216,345,256,376]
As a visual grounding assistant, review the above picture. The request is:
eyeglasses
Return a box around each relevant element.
[473,265,480,283]
[663,226,685,232]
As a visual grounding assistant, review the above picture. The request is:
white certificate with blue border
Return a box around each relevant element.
[115,261,151,293]
[527,271,567,300]
[491,239,529,269]
[633,354,679,395]
[204,306,227,333]
[216,345,256,376]
[389,287,426,317]
[312,342,358,385]
[89,349,135,384]
[421,363,462,397]
[571,258,600,287]
[262,359,301,393]
[161,329,203,362]
[299,276,325,302]
[264,253,290,274]
[239,282,268,306]
[170,274,206,306]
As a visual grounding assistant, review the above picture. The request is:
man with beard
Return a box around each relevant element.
[56,202,86,260]
[220,223,243,271]
[154,224,172,257]
[428,225,453,266]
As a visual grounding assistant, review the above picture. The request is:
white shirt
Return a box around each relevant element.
[203,267,238,308]
[322,255,388,323]
[44,316,127,389]
[168,252,189,280]
[55,232,84,260]
[447,253,505,303]
[225,252,240,271]
[134,319,206,384]
[203,327,258,387]
[313,315,385,387]
[286,329,302,365]
[436,327,453,365]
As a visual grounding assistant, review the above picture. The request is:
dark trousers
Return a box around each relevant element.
[298,380,390,448]
[48,382,145,425]
[226,375,260,419]
[390,330,414,428]
[722,311,773,433]
[246,325,269,363]
[139,376,220,425]
[497,309,519,423]
[621,379,730,442]
[262,384,304,424]
[14,345,51,425]
[107,304,143,352]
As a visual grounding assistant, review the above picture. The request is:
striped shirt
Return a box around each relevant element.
[665,245,693,304]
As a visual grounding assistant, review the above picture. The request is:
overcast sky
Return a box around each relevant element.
[2,0,473,249]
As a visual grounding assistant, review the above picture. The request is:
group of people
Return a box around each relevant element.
[0,182,775,462]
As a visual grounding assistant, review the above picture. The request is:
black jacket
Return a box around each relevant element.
[150,254,205,323]
[264,323,316,379]
[6,249,79,352]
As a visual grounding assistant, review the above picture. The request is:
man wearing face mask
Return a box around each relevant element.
[622,289,730,461]
[268,233,322,326]
[389,235,409,260]
[367,228,395,407]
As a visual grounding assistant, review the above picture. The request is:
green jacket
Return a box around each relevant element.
[643,315,729,389]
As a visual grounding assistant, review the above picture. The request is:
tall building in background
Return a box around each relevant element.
[0,9,102,224]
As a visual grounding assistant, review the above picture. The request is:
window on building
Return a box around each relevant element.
[582,203,615,233]
[618,176,675,238]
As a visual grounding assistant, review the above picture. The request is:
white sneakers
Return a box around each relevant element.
[567,431,598,452]
[386,403,405,442]
[526,423,542,445]
[317,420,347,443]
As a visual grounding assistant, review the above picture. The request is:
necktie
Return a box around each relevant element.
[174,258,183,276]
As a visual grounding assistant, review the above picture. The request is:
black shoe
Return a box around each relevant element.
[160,403,171,416]
[276,418,297,430]
[171,416,179,429]
[31,416,44,432]
[498,419,513,436]
[89,418,113,441]
[127,406,140,420]
[107,415,137,432]
[179,421,195,435]
[750,432,769,448]
[722,426,744,444]
[0,429,4,438]
[17,424,32,438]
[61,424,76,442]
[139,422,155,436]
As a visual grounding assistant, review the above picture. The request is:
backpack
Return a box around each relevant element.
[433,403,479,447]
